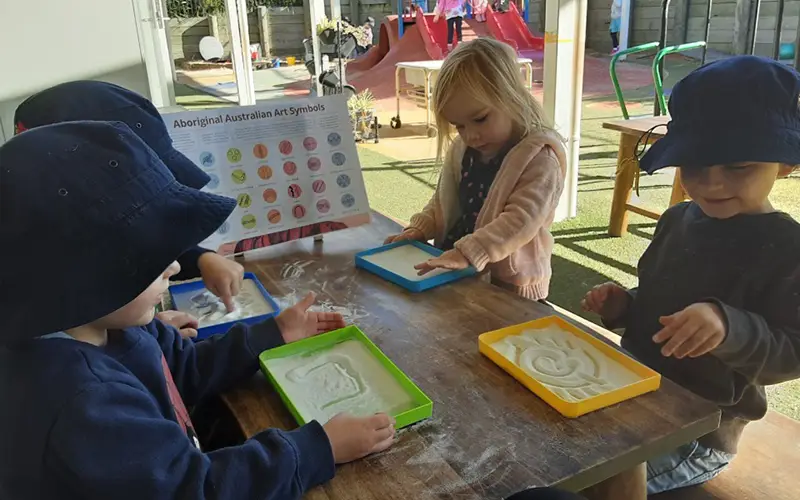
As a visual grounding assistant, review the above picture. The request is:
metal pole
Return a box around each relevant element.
[701,0,713,65]
[772,0,785,60]
[654,0,670,116]
[749,0,762,55]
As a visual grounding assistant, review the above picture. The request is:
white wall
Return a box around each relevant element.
[0,0,150,143]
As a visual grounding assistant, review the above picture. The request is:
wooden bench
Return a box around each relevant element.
[650,410,800,500]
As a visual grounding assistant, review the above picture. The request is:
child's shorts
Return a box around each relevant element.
[647,440,735,494]
[609,18,621,33]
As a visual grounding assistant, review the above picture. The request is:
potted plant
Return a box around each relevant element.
[348,90,376,142]
[315,17,370,58]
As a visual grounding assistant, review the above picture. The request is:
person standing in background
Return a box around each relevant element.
[434,0,466,52]
[610,0,622,55]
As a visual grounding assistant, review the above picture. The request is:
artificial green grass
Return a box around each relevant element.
[356,88,800,421]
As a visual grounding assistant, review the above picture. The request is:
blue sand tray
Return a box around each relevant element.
[354,240,477,292]
[168,272,281,340]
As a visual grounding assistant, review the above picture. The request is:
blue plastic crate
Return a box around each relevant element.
[168,272,281,340]
[355,240,477,292]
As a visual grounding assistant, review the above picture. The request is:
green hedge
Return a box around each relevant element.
[167,0,302,18]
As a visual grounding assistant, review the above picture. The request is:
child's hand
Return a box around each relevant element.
[156,311,199,339]
[197,253,245,313]
[415,248,470,275]
[653,303,727,358]
[384,228,425,245]
[323,413,395,463]
[581,282,631,323]
[275,292,346,343]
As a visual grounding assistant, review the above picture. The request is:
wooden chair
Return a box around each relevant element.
[649,411,800,500]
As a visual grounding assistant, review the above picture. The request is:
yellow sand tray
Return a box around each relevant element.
[478,316,661,418]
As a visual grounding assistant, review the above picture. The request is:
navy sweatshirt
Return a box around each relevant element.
[0,319,335,499]
[618,202,800,454]
[174,245,213,281]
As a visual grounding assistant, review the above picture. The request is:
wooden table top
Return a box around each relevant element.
[222,212,720,498]
[602,115,670,137]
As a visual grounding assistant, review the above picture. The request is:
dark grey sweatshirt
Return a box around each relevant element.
[619,202,800,454]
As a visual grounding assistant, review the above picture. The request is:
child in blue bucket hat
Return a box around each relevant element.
[0,122,394,499]
[583,56,800,495]
[14,81,245,322]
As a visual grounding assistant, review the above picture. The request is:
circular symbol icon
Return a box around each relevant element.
[253,143,268,159]
[292,204,307,219]
[327,132,341,147]
[217,220,230,235]
[257,165,273,180]
[200,152,215,167]
[288,184,303,199]
[307,157,321,172]
[231,169,247,184]
[268,209,282,224]
[227,148,242,163]
[279,140,293,155]
[283,161,297,176]
[262,188,277,203]
[206,173,220,190]
[341,193,355,208]
[241,214,257,229]
[303,136,318,151]
[236,193,252,208]
[312,179,326,193]
[316,199,331,213]
[336,173,351,188]
[331,152,346,166]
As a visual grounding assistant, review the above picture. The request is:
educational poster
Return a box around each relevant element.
[165,95,371,255]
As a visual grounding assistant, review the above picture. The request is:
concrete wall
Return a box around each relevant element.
[0,0,149,144]
[169,1,393,61]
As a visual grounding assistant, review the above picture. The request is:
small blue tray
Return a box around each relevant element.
[168,272,281,340]
[354,240,477,292]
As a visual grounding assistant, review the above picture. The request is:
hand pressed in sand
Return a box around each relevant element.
[383,228,426,245]
[324,413,395,463]
[156,311,199,339]
[275,292,346,344]
[197,252,245,313]
[581,282,632,324]
[414,248,470,275]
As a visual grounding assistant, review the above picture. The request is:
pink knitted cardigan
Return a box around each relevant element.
[407,131,566,300]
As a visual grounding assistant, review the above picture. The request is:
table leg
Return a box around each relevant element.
[395,66,402,120]
[669,168,687,206]
[524,62,533,89]
[424,70,431,130]
[608,133,639,237]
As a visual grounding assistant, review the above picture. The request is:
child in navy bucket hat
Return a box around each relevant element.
[14,80,245,324]
[0,122,395,499]
[583,55,800,495]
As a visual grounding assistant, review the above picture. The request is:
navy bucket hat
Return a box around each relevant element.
[640,56,800,174]
[0,121,235,343]
[13,80,211,189]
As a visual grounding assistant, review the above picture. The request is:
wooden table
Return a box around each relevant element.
[603,116,688,237]
[222,212,720,498]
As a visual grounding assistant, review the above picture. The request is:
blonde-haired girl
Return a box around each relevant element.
[385,38,566,301]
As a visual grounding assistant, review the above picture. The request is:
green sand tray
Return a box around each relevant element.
[259,326,433,429]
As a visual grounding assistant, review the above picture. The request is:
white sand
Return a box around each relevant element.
[490,325,641,402]
[263,339,415,424]
[172,279,274,328]
[362,244,450,282]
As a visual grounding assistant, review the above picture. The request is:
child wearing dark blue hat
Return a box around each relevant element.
[14,81,245,320]
[582,55,800,495]
[0,121,395,499]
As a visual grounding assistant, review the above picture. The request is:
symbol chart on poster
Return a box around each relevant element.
[165,95,370,253]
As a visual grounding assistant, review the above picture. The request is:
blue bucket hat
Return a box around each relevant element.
[13,80,211,189]
[0,121,235,343]
[640,56,800,174]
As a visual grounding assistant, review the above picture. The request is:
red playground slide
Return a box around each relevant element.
[486,3,544,57]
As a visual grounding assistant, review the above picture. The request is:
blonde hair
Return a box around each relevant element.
[432,38,554,161]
